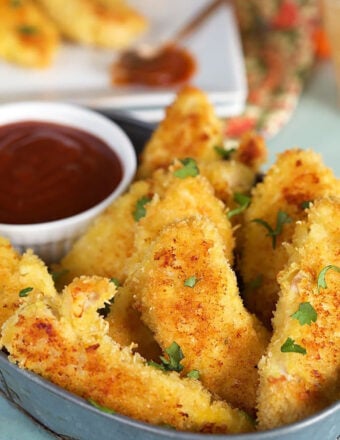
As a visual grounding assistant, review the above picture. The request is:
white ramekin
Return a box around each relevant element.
[0,102,137,263]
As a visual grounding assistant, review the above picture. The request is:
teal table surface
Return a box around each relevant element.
[0,60,339,440]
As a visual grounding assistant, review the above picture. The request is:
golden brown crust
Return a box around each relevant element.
[35,0,147,48]
[137,86,223,179]
[257,197,340,429]
[1,275,253,433]
[127,216,269,414]
[0,237,57,333]
[239,149,340,327]
[0,0,59,67]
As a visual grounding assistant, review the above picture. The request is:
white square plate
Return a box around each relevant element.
[0,0,247,122]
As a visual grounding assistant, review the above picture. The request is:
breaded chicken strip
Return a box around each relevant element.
[35,0,147,48]
[137,86,223,179]
[132,169,235,268]
[240,149,340,327]
[257,197,340,429]
[58,180,152,287]
[128,216,269,415]
[0,0,59,67]
[1,275,253,434]
[0,237,57,332]
[107,166,235,357]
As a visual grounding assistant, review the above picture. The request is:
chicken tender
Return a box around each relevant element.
[128,216,269,415]
[1,275,253,434]
[58,180,152,287]
[240,149,340,327]
[132,170,235,268]
[0,0,59,67]
[108,167,235,357]
[257,197,340,429]
[0,237,57,332]
[35,0,147,48]
[137,86,223,179]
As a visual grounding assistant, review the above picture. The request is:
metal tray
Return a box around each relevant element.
[0,113,339,440]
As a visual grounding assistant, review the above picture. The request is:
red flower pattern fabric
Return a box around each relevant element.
[224,0,321,140]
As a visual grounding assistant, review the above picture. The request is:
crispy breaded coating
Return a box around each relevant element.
[58,180,152,287]
[0,237,57,332]
[109,169,235,357]
[198,159,256,205]
[137,86,223,179]
[106,285,161,361]
[0,0,59,67]
[257,197,340,429]
[234,132,268,171]
[240,149,340,327]
[1,275,253,434]
[132,171,235,268]
[35,0,147,48]
[128,216,269,415]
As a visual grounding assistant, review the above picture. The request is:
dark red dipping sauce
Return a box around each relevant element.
[0,121,123,224]
[112,43,197,87]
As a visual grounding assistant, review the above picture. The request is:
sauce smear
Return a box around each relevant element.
[0,121,123,224]
[112,43,196,87]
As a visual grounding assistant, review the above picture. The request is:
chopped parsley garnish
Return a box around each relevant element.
[227,193,251,219]
[88,399,115,414]
[300,200,313,210]
[148,342,184,373]
[291,302,317,326]
[317,265,340,292]
[246,274,263,290]
[50,268,69,283]
[133,195,151,221]
[184,276,198,288]
[109,277,120,287]
[17,25,38,35]
[252,210,292,249]
[173,158,199,178]
[280,337,306,355]
[187,369,200,379]
[10,0,22,7]
[19,287,33,297]
[214,146,235,160]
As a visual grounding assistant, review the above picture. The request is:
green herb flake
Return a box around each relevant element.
[10,0,22,7]
[17,25,38,36]
[317,265,340,292]
[227,193,251,219]
[19,287,33,297]
[160,342,184,372]
[173,158,199,178]
[88,399,115,414]
[184,275,198,288]
[109,277,120,287]
[300,200,313,210]
[291,302,317,326]
[50,268,69,283]
[187,369,200,379]
[246,274,263,290]
[252,210,292,249]
[133,195,151,221]
[280,337,306,355]
[214,146,235,160]
[149,342,184,373]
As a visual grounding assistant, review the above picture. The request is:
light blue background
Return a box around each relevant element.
[0,60,339,440]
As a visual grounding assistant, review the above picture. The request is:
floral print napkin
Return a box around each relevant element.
[224,0,322,140]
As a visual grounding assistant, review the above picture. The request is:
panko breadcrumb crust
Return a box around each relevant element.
[257,197,340,429]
